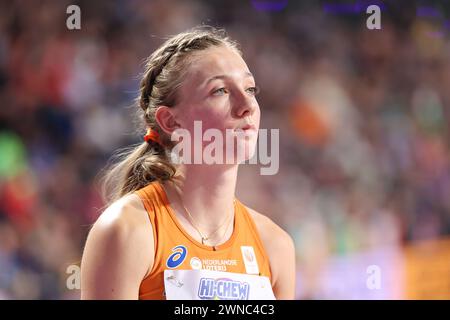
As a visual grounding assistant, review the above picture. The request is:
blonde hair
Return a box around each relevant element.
[100,26,241,205]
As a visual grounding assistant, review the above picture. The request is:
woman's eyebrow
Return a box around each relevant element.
[204,71,254,85]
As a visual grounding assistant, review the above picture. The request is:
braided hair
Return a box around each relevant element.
[100,26,241,205]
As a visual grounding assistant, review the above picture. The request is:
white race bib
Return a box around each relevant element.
[164,269,275,300]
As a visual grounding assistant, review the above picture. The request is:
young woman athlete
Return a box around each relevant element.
[80,26,295,300]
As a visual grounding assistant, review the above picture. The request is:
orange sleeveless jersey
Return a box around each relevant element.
[134,181,272,300]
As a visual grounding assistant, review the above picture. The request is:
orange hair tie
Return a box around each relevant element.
[144,128,160,144]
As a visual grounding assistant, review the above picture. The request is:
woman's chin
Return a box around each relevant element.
[233,142,257,164]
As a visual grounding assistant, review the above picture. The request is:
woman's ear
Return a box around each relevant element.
[154,106,181,136]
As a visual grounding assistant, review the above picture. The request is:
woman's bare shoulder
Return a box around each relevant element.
[94,193,149,229]
[80,193,154,299]
[245,206,293,247]
[86,192,154,265]
[244,205,296,299]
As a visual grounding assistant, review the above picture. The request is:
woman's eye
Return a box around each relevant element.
[246,86,260,96]
[212,86,259,96]
[212,87,227,95]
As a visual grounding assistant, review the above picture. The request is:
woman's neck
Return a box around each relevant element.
[164,164,238,233]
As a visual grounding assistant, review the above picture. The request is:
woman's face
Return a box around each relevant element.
[174,45,261,163]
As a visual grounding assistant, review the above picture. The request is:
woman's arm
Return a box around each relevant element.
[247,208,297,299]
[80,194,154,299]
[266,226,296,299]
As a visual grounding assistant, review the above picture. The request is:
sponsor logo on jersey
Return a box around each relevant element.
[190,257,202,270]
[197,277,250,300]
[241,246,259,274]
[166,245,187,269]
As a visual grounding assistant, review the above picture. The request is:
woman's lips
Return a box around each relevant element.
[225,124,257,134]
[241,124,256,131]
[235,124,256,132]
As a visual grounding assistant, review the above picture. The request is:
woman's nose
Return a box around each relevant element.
[232,90,257,118]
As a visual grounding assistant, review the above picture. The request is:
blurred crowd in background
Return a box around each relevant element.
[0,0,449,299]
